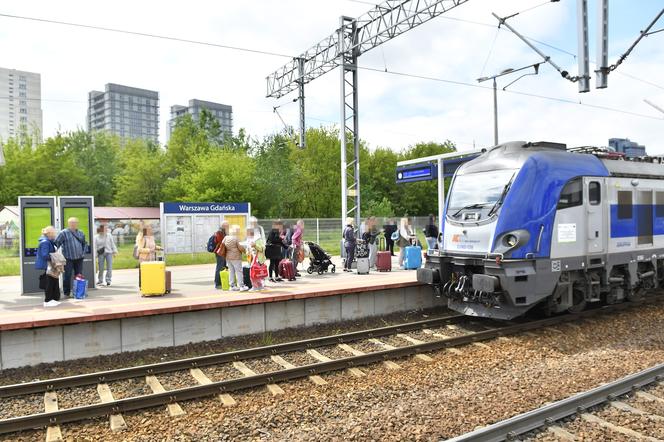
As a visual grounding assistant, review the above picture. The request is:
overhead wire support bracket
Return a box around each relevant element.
[491,11,582,85]
[608,7,664,73]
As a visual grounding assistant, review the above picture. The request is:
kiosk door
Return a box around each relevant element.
[58,197,95,289]
[19,196,57,294]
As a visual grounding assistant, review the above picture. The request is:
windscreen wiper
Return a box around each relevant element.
[487,173,516,217]
[451,203,491,217]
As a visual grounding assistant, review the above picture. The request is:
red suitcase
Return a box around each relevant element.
[376,251,392,272]
[279,259,296,281]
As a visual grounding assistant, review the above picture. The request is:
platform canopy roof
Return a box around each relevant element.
[95,207,160,220]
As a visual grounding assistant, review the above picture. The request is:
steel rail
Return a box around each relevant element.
[0,299,652,435]
[447,362,664,442]
[0,314,468,398]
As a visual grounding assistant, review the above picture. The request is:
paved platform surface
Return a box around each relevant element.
[0,256,420,331]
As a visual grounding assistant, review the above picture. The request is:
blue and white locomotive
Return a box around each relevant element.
[417,140,664,319]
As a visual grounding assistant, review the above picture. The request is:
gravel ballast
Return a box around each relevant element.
[3,304,664,440]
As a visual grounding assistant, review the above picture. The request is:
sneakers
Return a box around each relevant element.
[240,286,249,292]
[96,281,104,286]
[106,282,111,287]
[44,300,60,307]
[275,277,283,282]
[230,286,240,292]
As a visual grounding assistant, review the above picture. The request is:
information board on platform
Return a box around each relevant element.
[160,202,251,254]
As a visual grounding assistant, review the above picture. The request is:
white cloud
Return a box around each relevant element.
[0,0,662,153]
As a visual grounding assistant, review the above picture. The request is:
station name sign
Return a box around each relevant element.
[162,202,249,214]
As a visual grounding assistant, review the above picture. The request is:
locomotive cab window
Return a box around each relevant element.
[588,181,601,205]
[617,191,633,219]
[557,178,582,209]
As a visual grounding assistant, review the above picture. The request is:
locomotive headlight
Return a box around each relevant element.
[503,234,518,248]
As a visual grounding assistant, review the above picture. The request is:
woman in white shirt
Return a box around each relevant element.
[95,224,118,286]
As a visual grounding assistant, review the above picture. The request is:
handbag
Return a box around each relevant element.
[133,238,145,260]
[39,273,48,290]
[216,241,227,258]
[97,247,105,256]
[297,247,305,263]
[390,231,400,241]
[250,256,268,279]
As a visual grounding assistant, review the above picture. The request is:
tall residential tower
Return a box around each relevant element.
[168,99,232,139]
[0,67,43,142]
[87,83,159,143]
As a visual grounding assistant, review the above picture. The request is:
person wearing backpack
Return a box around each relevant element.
[342,217,357,272]
[209,222,229,289]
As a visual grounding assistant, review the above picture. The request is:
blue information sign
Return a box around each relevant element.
[162,202,250,214]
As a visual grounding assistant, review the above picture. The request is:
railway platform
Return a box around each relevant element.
[0,255,437,368]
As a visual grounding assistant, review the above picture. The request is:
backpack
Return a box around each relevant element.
[207,235,216,253]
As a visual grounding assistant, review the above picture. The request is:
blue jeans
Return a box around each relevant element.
[63,258,83,296]
[344,244,355,270]
[97,253,113,284]
[214,254,227,288]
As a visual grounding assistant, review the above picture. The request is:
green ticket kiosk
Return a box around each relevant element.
[58,196,95,290]
[19,196,57,294]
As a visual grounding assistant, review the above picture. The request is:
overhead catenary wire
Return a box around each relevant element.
[0,12,294,59]
[357,65,664,121]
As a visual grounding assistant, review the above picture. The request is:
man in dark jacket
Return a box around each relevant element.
[424,214,439,250]
[383,219,397,256]
[266,221,287,282]
[54,217,87,297]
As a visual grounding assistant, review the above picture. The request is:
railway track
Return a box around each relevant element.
[0,299,657,439]
[448,361,664,442]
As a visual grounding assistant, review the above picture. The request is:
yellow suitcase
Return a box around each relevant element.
[140,261,166,296]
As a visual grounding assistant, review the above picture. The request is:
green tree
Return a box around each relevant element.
[66,131,121,205]
[250,132,298,217]
[114,139,166,206]
[173,148,258,202]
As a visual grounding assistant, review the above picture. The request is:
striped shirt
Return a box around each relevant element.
[55,229,86,260]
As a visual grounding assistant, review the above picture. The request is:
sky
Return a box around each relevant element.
[0,0,662,153]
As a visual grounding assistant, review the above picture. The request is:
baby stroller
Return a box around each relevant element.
[306,241,336,275]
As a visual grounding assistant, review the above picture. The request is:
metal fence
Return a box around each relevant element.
[0,216,436,257]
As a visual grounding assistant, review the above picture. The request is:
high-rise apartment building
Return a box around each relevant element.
[0,67,43,142]
[608,138,647,158]
[87,83,159,143]
[168,99,232,138]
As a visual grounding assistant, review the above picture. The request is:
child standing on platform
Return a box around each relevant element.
[249,230,267,291]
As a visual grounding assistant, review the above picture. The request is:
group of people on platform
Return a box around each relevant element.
[36,214,441,304]
[209,217,304,291]
[36,217,91,307]
[342,215,439,272]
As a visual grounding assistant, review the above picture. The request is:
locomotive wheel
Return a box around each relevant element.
[568,288,586,314]
[627,287,646,302]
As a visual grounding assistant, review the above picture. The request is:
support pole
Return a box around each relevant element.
[297,57,306,148]
[437,158,444,246]
[339,16,361,229]
[595,0,609,89]
[492,77,498,146]
[576,0,590,93]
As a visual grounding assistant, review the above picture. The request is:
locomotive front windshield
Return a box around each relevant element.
[447,169,517,213]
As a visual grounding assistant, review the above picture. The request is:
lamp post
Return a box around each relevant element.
[477,62,540,146]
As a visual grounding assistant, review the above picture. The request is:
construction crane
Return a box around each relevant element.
[266,0,471,228]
